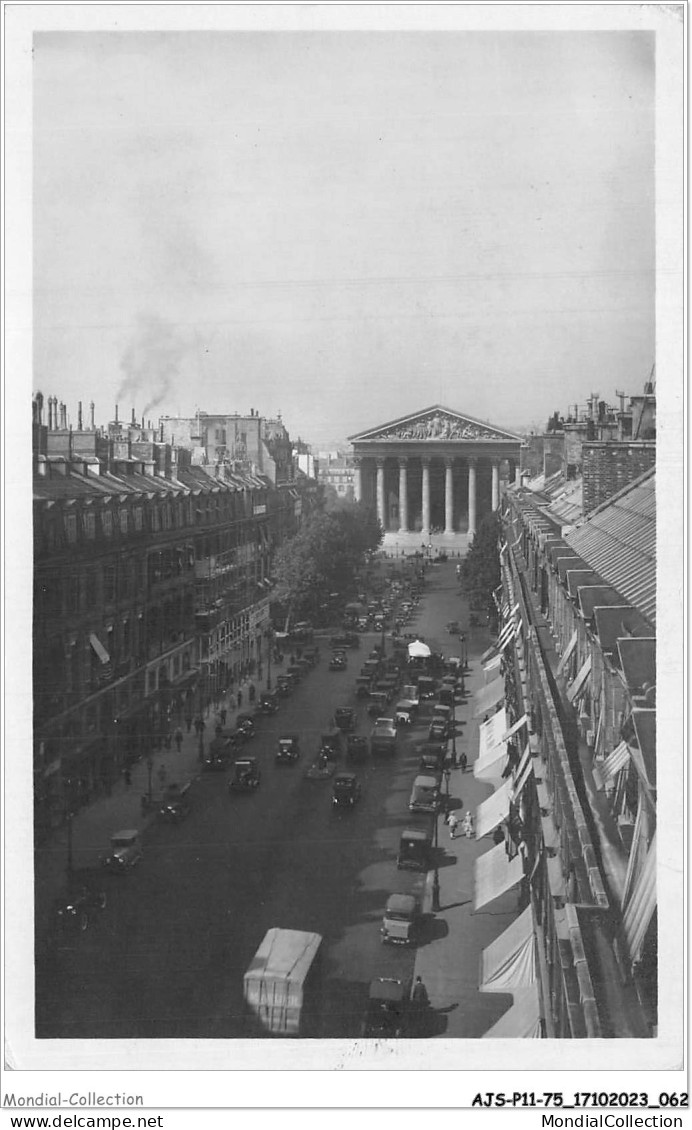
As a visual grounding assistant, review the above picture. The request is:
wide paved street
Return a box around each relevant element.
[35,558,501,1040]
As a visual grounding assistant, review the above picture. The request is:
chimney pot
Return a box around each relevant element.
[90,401,95,429]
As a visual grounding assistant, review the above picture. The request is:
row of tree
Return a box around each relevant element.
[271,497,383,627]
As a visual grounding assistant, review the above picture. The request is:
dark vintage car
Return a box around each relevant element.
[319,731,342,759]
[228,758,261,792]
[275,675,293,696]
[329,651,347,671]
[361,978,411,1038]
[330,632,360,649]
[332,771,362,809]
[257,691,280,715]
[203,739,236,771]
[236,714,256,738]
[355,676,373,698]
[334,706,356,732]
[276,734,301,764]
[418,743,446,779]
[158,781,192,822]
[346,734,369,763]
[428,716,450,742]
[53,872,108,934]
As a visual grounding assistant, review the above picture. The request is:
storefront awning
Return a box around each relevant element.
[475,710,509,782]
[482,985,541,1038]
[556,629,579,675]
[476,779,513,839]
[480,906,536,992]
[89,632,110,665]
[408,639,431,658]
[473,677,505,719]
[622,834,656,964]
[601,741,630,782]
[513,744,534,795]
[474,842,525,910]
[567,654,592,704]
[483,654,502,682]
[501,713,529,743]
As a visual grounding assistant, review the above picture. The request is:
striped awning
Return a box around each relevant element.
[567,655,592,704]
[482,985,541,1038]
[556,629,579,675]
[622,834,657,964]
[483,654,503,681]
[474,842,524,910]
[501,714,529,743]
[513,744,534,795]
[601,741,630,782]
[480,907,536,993]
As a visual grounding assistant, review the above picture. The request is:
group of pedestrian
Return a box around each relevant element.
[446,810,474,839]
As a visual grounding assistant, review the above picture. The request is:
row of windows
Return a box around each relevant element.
[38,488,268,553]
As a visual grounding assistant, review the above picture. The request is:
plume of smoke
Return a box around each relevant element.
[117,314,193,419]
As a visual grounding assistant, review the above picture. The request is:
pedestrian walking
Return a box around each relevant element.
[447,811,458,839]
[459,750,468,773]
[462,810,475,838]
[248,683,256,703]
[412,976,429,1008]
[174,727,183,752]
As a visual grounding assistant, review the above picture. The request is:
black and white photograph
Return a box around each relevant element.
[2,0,685,1113]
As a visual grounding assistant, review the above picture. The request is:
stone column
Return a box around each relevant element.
[492,460,500,511]
[515,460,522,487]
[467,458,477,539]
[353,458,362,503]
[421,458,431,536]
[398,458,409,533]
[444,458,454,534]
[376,459,386,530]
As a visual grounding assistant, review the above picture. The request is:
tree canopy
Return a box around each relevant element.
[461,511,502,617]
[271,502,383,625]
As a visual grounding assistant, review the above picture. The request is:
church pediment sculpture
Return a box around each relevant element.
[376,411,501,442]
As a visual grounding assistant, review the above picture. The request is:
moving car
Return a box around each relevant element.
[334,707,356,732]
[276,735,300,765]
[367,692,390,718]
[370,716,397,756]
[158,781,192,822]
[362,978,411,1038]
[102,829,143,872]
[53,874,108,934]
[329,653,347,672]
[228,757,261,792]
[244,928,322,1037]
[257,691,280,715]
[332,771,362,809]
[330,633,360,649]
[236,714,256,738]
[346,734,369,762]
[381,894,421,946]
[395,699,418,725]
[319,731,342,759]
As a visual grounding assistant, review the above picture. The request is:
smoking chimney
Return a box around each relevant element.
[132,407,136,425]
[90,401,95,429]
[78,401,83,430]
[115,404,119,424]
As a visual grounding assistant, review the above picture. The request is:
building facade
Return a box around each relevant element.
[473,467,657,1036]
[349,405,522,546]
[32,396,312,839]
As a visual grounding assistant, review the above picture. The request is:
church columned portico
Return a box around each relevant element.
[349,405,522,552]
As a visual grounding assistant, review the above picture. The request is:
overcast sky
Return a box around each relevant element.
[33,30,654,445]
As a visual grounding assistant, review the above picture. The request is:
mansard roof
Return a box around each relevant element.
[348,405,523,445]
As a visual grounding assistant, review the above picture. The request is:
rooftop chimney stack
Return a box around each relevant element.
[115,404,119,424]
[90,401,95,429]
[131,407,136,425]
[78,401,83,430]
[60,402,67,429]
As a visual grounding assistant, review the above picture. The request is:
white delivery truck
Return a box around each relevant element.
[243,928,322,1036]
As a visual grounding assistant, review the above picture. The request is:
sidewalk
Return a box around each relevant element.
[413,614,519,1038]
[34,665,285,940]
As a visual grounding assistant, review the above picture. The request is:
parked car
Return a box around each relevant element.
[276,675,293,696]
[397,827,433,871]
[418,743,446,780]
[228,758,261,792]
[362,978,411,1038]
[370,717,397,756]
[346,734,369,762]
[428,716,450,742]
[332,771,362,809]
[355,676,373,698]
[334,706,356,732]
[367,692,390,718]
[102,829,143,872]
[276,735,300,765]
[409,774,441,814]
[381,894,421,946]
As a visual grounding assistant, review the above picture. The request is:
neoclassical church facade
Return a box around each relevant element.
[349,405,523,548]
